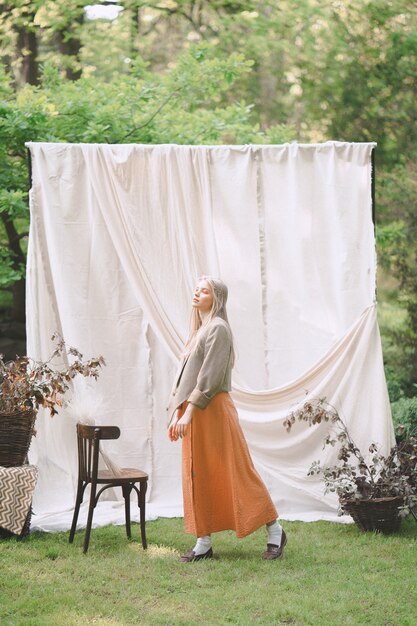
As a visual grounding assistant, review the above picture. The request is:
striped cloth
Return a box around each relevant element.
[0,465,38,535]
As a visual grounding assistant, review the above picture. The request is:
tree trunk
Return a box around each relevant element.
[11,278,26,324]
[129,0,141,57]
[56,29,83,81]
[14,11,39,86]
[1,213,26,323]
[55,10,85,81]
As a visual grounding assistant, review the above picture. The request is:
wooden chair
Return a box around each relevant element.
[69,423,148,553]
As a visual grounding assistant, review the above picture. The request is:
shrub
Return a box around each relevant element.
[391,396,417,440]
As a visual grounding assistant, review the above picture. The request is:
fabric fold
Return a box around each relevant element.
[25,141,390,528]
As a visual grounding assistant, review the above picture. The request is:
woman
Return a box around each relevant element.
[168,276,286,562]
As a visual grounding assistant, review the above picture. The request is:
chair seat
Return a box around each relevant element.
[97,468,148,482]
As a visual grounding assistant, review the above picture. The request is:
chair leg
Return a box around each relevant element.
[139,480,148,550]
[123,484,132,539]
[69,480,84,544]
[83,482,97,554]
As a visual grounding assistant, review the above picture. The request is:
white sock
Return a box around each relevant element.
[266,520,283,546]
[193,535,212,555]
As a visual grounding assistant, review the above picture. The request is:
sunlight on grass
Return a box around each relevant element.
[130,542,179,559]
[66,616,125,626]
[84,617,123,626]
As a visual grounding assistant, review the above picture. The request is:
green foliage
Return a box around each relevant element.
[299,0,417,168]
[81,10,132,81]
[376,162,417,395]
[391,396,417,439]
[129,1,416,165]
[0,189,27,218]
[0,248,23,286]
[1,44,281,146]
[2,2,416,160]
[385,372,404,404]
[376,221,407,271]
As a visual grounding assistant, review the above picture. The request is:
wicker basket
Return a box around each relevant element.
[341,496,404,534]
[0,409,37,467]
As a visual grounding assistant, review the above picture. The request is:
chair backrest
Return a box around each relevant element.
[76,424,120,482]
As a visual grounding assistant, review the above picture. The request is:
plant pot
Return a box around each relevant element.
[341,496,404,534]
[0,409,36,467]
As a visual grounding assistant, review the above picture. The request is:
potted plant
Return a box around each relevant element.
[284,398,417,533]
[0,333,105,467]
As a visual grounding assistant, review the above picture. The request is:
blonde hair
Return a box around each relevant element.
[183,276,234,363]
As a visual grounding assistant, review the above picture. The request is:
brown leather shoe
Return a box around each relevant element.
[262,529,287,560]
[179,547,214,562]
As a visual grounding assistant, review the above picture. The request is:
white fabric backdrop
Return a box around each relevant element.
[25,141,393,531]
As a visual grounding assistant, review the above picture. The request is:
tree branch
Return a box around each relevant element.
[119,89,179,140]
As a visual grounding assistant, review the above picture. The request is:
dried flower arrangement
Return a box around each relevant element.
[284,398,417,528]
[0,334,105,417]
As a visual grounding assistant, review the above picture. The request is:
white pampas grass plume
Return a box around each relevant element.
[67,387,123,477]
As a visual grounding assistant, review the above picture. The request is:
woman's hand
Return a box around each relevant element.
[173,404,195,439]
[168,418,179,442]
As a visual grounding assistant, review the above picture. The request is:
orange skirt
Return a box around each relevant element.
[178,392,278,538]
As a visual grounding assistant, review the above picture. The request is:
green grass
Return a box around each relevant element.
[1,517,416,626]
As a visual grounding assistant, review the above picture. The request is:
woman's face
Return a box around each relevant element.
[192,279,214,314]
